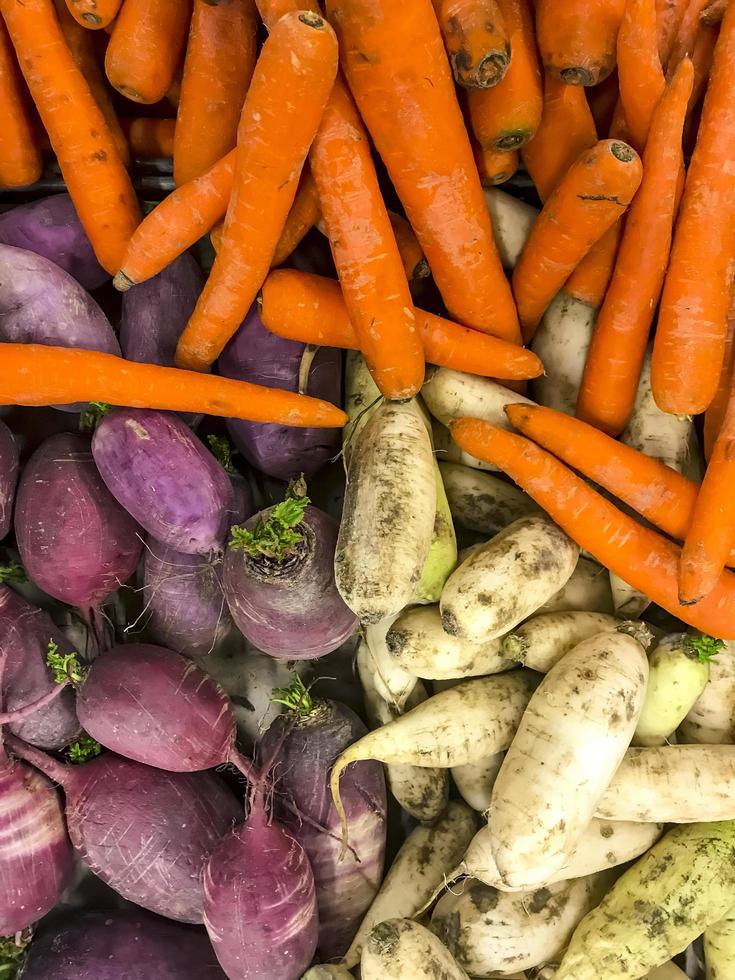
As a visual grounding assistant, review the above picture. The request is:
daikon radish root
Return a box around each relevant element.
[439,461,540,538]
[484,187,538,269]
[539,556,615,614]
[596,745,735,821]
[363,619,418,711]
[555,821,735,980]
[490,628,649,887]
[413,462,458,604]
[502,611,622,671]
[343,350,381,462]
[704,904,735,980]
[343,801,476,968]
[451,753,504,813]
[680,641,735,744]
[531,290,597,415]
[360,918,470,980]
[421,368,533,429]
[331,672,536,850]
[385,604,512,679]
[440,515,579,642]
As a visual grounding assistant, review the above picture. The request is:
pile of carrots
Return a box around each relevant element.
[1,0,735,632]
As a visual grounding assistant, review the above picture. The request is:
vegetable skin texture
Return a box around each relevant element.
[15,433,142,610]
[439,461,539,537]
[617,0,666,151]
[555,821,735,979]
[0,16,42,187]
[681,642,735,743]
[451,753,504,812]
[634,633,711,745]
[502,610,621,672]
[64,0,121,27]
[437,0,510,89]
[421,368,533,432]
[704,906,735,980]
[483,185,538,268]
[475,144,519,185]
[539,556,616,614]
[360,918,471,980]
[536,0,626,85]
[119,117,175,159]
[704,301,735,460]
[0,420,19,540]
[530,291,597,415]
[271,166,320,268]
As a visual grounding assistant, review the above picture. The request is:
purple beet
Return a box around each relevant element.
[0,193,107,290]
[0,419,19,540]
[14,433,143,610]
[8,737,241,924]
[92,410,233,555]
[20,909,227,979]
[218,304,341,481]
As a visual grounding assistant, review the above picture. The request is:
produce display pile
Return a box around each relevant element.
[1,0,735,977]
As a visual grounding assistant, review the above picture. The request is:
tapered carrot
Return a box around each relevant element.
[1,0,140,273]
[617,0,666,151]
[0,343,347,427]
[653,3,735,415]
[536,0,626,86]
[270,165,320,267]
[576,60,693,435]
[386,211,430,282]
[656,0,688,64]
[466,0,542,151]
[105,0,191,104]
[174,0,258,186]
[437,0,510,88]
[327,0,521,343]
[450,417,735,638]
[120,117,175,159]
[704,302,735,458]
[175,12,338,372]
[687,18,718,111]
[702,0,730,24]
[0,16,42,188]
[64,0,121,28]
[512,139,642,340]
[521,73,598,201]
[475,144,519,185]
[668,0,709,66]
[259,269,543,379]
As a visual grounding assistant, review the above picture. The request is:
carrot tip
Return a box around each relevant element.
[113,271,134,293]
[559,67,595,86]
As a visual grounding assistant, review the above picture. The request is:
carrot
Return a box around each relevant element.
[1,0,140,273]
[521,73,598,201]
[436,0,510,88]
[105,0,191,104]
[210,221,224,254]
[656,0,688,64]
[326,0,521,343]
[687,18,718,110]
[586,70,620,135]
[175,11,338,372]
[450,417,735,638]
[0,343,347,427]
[53,0,130,166]
[617,0,666,151]
[512,138,642,340]
[64,0,121,28]
[0,16,42,188]
[174,0,258,186]
[704,300,735,458]
[701,0,730,24]
[386,211,430,282]
[474,143,519,185]
[653,2,735,415]
[536,0,626,86]
[576,59,693,436]
[259,269,544,380]
[466,0,542,151]
[119,117,175,159]
[270,165,320,267]
[668,0,709,66]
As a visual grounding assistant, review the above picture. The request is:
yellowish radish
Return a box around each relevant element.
[502,611,621,672]
[360,918,470,980]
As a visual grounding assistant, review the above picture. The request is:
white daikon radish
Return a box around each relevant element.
[531,290,597,415]
[360,918,470,980]
[363,619,418,711]
[301,967,354,979]
[484,187,538,269]
[421,368,532,430]
[502,611,621,672]
[344,350,381,462]
[452,753,504,813]
[439,462,540,536]
[539,556,615,614]
[680,640,735,744]
[704,904,735,980]
[433,419,497,472]
[647,965,689,980]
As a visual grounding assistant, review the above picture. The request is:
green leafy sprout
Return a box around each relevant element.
[66,732,103,765]
[46,640,88,686]
[0,561,27,585]
[207,434,238,474]
[0,929,31,979]
[684,633,725,663]
[79,401,111,432]
[271,674,314,717]
[229,494,310,560]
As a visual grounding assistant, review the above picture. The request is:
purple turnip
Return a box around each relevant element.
[14,433,142,611]
[206,435,255,530]
[92,409,233,555]
[0,419,19,540]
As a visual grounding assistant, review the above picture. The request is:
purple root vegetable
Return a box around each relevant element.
[223,496,358,660]
[92,410,233,555]
[205,435,255,531]
[19,909,227,979]
[260,683,387,960]
[14,433,143,610]
[7,736,241,924]
[0,193,107,290]
[218,304,342,481]
[0,420,19,540]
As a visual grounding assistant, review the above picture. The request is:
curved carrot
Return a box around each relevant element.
[437,0,510,88]
[512,139,642,340]
[466,0,542,151]
[701,0,730,24]
[656,0,688,65]
[536,0,626,86]
[175,11,338,372]
[64,0,121,28]
[450,417,735,638]
[327,0,521,343]
[576,59,693,436]
[270,165,320,267]
[260,269,544,379]
[1,0,140,273]
[105,0,191,104]
[475,143,519,185]
[174,0,258,186]
[668,0,709,67]
[617,0,666,151]
[704,302,735,459]
[653,3,735,415]
[0,17,42,188]
[521,73,597,201]
[120,117,175,159]
[0,343,347,427]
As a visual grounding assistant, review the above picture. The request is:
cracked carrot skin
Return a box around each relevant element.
[0,17,41,188]
[617,0,666,152]
[536,0,626,86]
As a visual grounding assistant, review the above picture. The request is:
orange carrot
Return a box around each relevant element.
[174,0,258,186]
[576,59,693,435]
[704,300,735,458]
[0,16,42,188]
[586,70,620,135]
[450,416,735,638]
[260,269,544,379]
[617,0,666,151]
[512,138,642,340]
[668,0,709,66]
[656,0,688,64]
[1,0,140,273]
[270,165,320,267]
[175,11,338,372]
[466,0,542,151]
[687,18,718,109]
[327,0,521,343]
[475,143,519,185]
[315,209,431,282]
[521,73,598,200]
[119,117,175,159]
[0,343,347,426]
[536,0,626,86]
[64,0,121,28]
[437,0,510,88]
[653,2,735,415]
[701,0,730,23]
[105,0,191,104]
